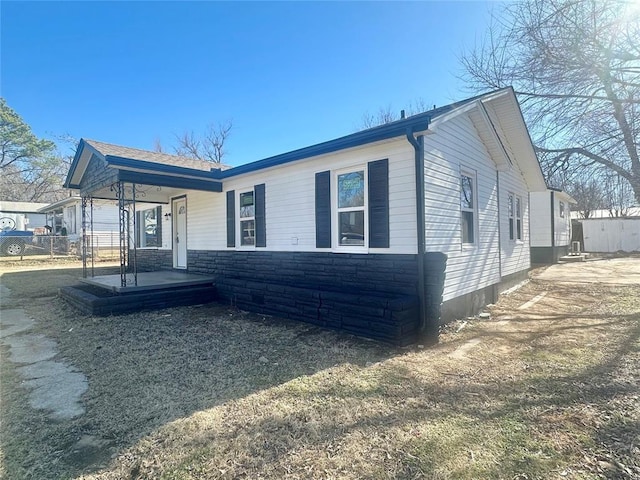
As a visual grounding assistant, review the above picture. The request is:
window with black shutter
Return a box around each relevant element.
[315,159,389,250]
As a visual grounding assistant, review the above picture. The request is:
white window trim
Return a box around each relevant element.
[508,192,515,242]
[515,194,523,242]
[332,165,368,253]
[460,169,477,249]
[137,206,161,249]
[237,187,256,250]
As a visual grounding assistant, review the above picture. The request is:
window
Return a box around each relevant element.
[239,190,255,246]
[461,173,476,244]
[559,201,565,218]
[516,196,522,240]
[508,193,515,240]
[337,170,365,246]
[137,207,161,247]
[316,159,388,250]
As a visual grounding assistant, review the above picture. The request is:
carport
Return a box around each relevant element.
[64,139,223,288]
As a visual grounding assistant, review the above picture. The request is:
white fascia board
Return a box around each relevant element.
[475,100,513,171]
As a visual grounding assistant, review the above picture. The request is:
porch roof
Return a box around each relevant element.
[65,139,224,201]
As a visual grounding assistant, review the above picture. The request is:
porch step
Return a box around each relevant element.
[60,283,217,316]
[559,253,590,263]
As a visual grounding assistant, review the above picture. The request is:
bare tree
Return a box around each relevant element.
[360,105,396,129]
[359,98,435,129]
[566,178,604,218]
[460,0,640,204]
[153,138,164,153]
[603,173,635,217]
[173,119,233,164]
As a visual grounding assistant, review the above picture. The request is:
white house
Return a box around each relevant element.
[39,195,162,254]
[64,87,549,345]
[529,189,576,263]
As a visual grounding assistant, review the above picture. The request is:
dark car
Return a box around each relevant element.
[0,230,34,256]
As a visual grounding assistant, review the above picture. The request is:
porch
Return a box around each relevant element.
[61,270,218,316]
[64,138,224,288]
[80,270,217,293]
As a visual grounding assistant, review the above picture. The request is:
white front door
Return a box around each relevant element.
[173,197,187,269]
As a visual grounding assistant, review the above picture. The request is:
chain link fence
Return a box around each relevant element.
[0,234,120,260]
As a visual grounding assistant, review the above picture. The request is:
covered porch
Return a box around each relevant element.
[63,138,224,298]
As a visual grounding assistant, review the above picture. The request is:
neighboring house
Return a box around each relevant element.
[39,196,119,239]
[529,189,576,263]
[64,87,549,345]
[0,201,49,232]
[39,195,161,252]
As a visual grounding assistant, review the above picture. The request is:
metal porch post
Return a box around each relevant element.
[90,197,95,277]
[81,196,88,278]
[132,183,138,286]
[117,181,127,287]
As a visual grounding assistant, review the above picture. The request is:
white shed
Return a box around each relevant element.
[530,189,576,263]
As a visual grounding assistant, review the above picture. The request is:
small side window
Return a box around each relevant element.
[559,201,565,218]
[508,193,515,241]
[516,196,522,240]
[461,173,476,244]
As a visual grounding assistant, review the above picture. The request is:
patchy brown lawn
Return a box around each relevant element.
[1,259,638,480]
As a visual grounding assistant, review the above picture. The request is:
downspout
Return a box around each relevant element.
[406,128,439,343]
[496,171,502,281]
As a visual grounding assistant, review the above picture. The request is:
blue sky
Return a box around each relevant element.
[1,1,497,166]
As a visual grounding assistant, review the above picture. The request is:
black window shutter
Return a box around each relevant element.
[135,211,141,246]
[368,158,389,248]
[315,171,331,248]
[255,183,266,247]
[155,206,162,247]
[226,190,235,247]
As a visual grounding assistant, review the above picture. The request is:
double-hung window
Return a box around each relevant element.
[137,207,161,247]
[559,201,565,218]
[515,196,522,240]
[508,193,523,241]
[239,190,255,246]
[337,170,366,246]
[460,172,476,244]
[508,193,515,241]
[315,158,388,250]
[227,184,265,248]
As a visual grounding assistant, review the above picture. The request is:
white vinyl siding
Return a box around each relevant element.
[499,171,531,276]
[554,194,572,247]
[424,113,501,302]
[529,192,552,247]
[180,138,417,254]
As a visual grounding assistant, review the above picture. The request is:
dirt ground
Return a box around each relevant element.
[0,256,638,480]
[535,256,640,285]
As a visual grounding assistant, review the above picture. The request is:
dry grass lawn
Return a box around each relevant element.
[0,258,638,479]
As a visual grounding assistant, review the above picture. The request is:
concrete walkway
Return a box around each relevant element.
[0,286,88,421]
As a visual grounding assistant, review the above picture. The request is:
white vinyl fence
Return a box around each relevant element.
[582,218,640,253]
